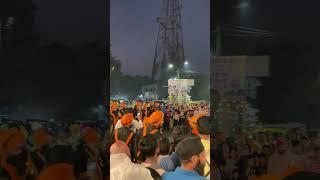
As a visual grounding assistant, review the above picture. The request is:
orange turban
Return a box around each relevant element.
[189,114,205,136]
[143,111,164,136]
[83,127,98,145]
[37,163,75,180]
[0,129,11,145]
[121,113,134,126]
[147,111,164,127]
[32,129,50,147]
[0,130,11,155]
[1,129,26,154]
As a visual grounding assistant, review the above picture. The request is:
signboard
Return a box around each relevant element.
[168,79,194,95]
[211,56,269,94]
[211,56,246,93]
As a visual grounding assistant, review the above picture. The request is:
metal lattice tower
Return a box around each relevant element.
[151,0,185,81]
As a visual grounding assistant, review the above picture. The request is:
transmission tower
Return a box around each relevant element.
[151,0,185,81]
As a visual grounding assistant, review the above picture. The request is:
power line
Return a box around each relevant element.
[222,27,272,36]
[223,24,272,34]
[222,33,272,38]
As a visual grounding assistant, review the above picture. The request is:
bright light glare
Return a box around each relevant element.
[168,64,173,68]
[237,2,249,9]
[184,61,189,65]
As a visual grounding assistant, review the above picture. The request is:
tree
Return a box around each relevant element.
[110,51,123,96]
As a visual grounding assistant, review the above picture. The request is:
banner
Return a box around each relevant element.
[211,56,246,93]
[168,79,194,95]
[211,56,269,94]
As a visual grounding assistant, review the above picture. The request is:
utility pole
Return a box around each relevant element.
[215,25,222,56]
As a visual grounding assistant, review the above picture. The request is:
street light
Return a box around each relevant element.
[184,61,189,66]
[235,0,249,9]
[168,64,173,69]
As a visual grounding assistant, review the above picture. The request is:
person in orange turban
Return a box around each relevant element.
[188,114,205,136]
[83,127,99,145]
[147,111,164,127]
[32,129,51,148]
[37,163,76,180]
[143,111,164,137]
[1,129,26,154]
[120,113,134,127]
[0,129,27,180]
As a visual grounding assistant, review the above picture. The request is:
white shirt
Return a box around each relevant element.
[110,153,153,180]
[115,119,142,133]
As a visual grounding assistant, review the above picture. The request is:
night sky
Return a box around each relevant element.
[1,0,108,120]
[33,0,107,45]
[212,0,320,125]
[111,0,210,76]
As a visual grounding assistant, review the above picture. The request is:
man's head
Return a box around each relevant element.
[197,116,211,135]
[110,140,131,158]
[175,137,206,176]
[159,137,170,156]
[138,134,159,158]
[170,126,191,148]
[116,127,134,145]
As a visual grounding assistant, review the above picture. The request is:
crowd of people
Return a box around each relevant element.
[0,99,211,180]
[109,100,211,180]
[0,120,110,180]
[2,99,320,180]
[213,128,320,180]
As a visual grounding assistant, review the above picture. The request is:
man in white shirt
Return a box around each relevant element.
[114,113,141,133]
[110,140,153,180]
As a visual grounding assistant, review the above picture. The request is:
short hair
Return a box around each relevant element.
[125,108,134,114]
[159,137,170,155]
[175,137,204,162]
[170,126,191,147]
[138,134,158,158]
[197,116,211,135]
[116,127,133,143]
